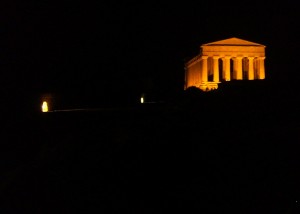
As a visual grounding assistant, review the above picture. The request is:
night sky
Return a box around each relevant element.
[1,1,297,108]
[1,2,300,213]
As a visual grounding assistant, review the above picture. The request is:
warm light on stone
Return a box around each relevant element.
[42,101,49,112]
[184,37,266,91]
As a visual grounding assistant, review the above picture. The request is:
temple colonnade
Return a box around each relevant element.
[185,38,266,91]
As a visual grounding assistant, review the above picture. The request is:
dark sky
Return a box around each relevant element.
[1,1,299,105]
[1,3,300,212]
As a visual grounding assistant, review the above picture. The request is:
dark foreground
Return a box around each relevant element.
[1,85,300,213]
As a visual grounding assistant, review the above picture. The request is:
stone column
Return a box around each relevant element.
[221,58,225,80]
[258,57,265,79]
[254,58,258,78]
[236,56,243,80]
[201,56,208,82]
[224,56,231,81]
[232,58,237,79]
[248,57,255,80]
[213,56,219,82]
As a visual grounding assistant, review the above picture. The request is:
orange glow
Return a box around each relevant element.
[42,101,49,112]
[184,37,266,91]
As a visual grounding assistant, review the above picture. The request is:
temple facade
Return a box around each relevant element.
[184,37,266,91]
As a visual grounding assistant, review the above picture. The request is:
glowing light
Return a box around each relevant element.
[184,37,266,91]
[42,101,49,112]
[140,96,144,104]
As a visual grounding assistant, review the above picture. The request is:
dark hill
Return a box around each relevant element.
[1,83,300,213]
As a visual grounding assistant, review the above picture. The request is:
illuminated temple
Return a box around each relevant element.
[184,37,266,91]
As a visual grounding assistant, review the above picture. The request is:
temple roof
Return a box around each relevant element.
[202,37,265,47]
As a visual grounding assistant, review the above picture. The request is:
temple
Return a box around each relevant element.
[184,37,266,91]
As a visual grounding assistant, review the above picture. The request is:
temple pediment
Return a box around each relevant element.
[185,37,266,91]
[202,37,265,47]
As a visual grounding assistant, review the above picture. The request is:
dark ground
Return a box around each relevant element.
[1,81,300,214]
[1,1,299,212]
